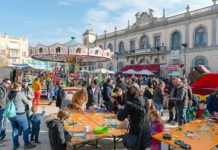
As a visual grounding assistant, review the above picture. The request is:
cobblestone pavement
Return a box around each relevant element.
[0,99,216,150]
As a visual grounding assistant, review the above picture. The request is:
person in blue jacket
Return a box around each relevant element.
[206,89,218,117]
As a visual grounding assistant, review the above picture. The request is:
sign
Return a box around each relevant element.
[170,50,180,59]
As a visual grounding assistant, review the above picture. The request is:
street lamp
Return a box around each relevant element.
[181,43,188,68]
[181,43,188,77]
[114,52,119,73]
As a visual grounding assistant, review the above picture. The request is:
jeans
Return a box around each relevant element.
[0,108,7,139]
[47,92,53,102]
[168,101,178,121]
[177,107,187,125]
[31,127,40,142]
[9,113,30,147]
[33,91,41,106]
[154,103,163,114]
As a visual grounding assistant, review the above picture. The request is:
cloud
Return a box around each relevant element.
[83,0,212,36]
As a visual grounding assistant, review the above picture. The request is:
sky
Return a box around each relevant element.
[0,0,213,46]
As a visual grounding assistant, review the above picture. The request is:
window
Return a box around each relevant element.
[108,43,113,52]
[139,36,149,49]
[171,32,181,50]
[1,50,6,56]
[99,45,103,49]
[195,27,206,47]
[118,41,125,56]
[154,58,158,64]
[130,40,135,51]
[10,50,19,57]
[22,52,26,57]
[130,59,135,65]
[194,58,205,67]
[154,36,160,47]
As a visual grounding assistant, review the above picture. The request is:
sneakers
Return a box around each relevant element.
[166,119,173,123]
[13,145,19,150]
[0,141,5,147]
[35,141,41,144]
[24,143,36,149]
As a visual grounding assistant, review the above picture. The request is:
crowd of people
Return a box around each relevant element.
[0,73,218,150]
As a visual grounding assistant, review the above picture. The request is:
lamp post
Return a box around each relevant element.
[114,52,119,73]
[181,43,188,69]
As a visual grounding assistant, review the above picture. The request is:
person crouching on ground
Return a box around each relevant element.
[149,110,164,150]
[30,105,45,144]
[47,110,71,150]
[188,100,209,120]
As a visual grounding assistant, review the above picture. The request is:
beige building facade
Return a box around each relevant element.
[0,34,29,66]
[83,1,218,73]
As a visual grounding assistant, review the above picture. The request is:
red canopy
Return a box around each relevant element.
[120,64,160,73]
[190,73,218,95]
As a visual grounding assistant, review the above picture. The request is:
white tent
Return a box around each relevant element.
[92,68,114,74]
[137,70,154,75]
[123,69,137,74]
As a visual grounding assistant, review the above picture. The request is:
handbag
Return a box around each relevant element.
[123,113,146,149]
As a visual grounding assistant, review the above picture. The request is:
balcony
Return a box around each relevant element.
[125,46,167,56]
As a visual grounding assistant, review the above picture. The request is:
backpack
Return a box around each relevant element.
[5,99,16,118]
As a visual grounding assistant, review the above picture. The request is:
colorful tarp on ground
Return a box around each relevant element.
[190,73,218,98]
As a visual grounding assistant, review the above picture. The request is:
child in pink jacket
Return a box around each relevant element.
[149,110,164,150]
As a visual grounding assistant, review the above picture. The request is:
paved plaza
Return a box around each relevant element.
[0,98,180,150]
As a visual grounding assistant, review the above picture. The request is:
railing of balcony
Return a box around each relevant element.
[125,46,167,55]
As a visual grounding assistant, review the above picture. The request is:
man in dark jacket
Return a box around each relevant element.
[117,86,151,150]
[102,78,113,111]
[0,78,11,143]
[47,110,70,150]
[206,89,218,116]
[115,76,127,92]
[169,77,189,125]
[86,79,101,109]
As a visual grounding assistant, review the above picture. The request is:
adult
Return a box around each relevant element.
[115,76,127,92]
[47,78,54,105]
[32,78,42,106]
[22,78,34,133]
[117,86,151,149]
[7,83,35,150]
[130,77,140,90]
[113,87,126,106]
[153,81,165,114]
[0,78,11,143]
[86,79,101,110]
[206,89,218,116]
[169,77,189,125]
[167,78,178,123]
[56,82,66,109]
[102,78,113,111]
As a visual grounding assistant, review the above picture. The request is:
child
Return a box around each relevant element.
[188,100,209,120]
[30,106,45,144]
[149,110,164,150]
[47,110,71,150]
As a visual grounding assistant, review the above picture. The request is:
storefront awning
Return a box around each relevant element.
[120,64,160,73]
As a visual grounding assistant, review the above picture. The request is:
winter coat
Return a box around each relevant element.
[22,86,34,101]
[115,81,127,92]
[153,87,165,105]
[7,91,30,114]
[206,92,218,115]
[102,83,113,102]
[56,87,66,108]
[117,96,152,149]
[169,84,189,109]
[0,84,7,108]
[32,81,42,92]
[47,119,67,150]
[87,85,101,105]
